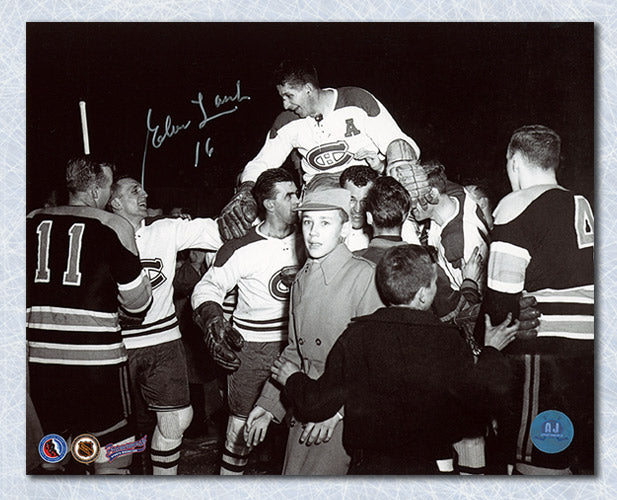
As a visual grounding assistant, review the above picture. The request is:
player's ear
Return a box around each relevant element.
[109,197,123,211]
[304,82,315,94]
[366,211,374,227]
[263,198,275,213]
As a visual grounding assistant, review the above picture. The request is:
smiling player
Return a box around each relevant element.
[217,59,420,240]
[109,176,223,474]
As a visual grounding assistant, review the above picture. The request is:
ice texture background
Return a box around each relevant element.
[1,1,614,498]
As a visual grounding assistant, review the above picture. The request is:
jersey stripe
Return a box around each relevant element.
[120,313,181,349]
[26,305,119,331]
[27,342,128,365]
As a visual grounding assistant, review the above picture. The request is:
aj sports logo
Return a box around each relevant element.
[71,433,101,464]
[38,434,68,463]
[530,410,574,454]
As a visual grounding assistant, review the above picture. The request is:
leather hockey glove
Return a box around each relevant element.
[218,181,258,241]
[193,301,245,371]
[517,295,541,339]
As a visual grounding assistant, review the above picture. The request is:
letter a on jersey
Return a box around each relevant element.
[344,118,361,137]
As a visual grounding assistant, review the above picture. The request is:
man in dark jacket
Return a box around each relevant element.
[271,244,519,474]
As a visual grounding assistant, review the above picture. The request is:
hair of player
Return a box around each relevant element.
[507,124,561,171]
[274,59,320,88]
[252,167,296,218]
[419,159,448,195]
[365,176,411,229]
[66,156,115,195]
[376,244,435,306]
[339,165,379,189]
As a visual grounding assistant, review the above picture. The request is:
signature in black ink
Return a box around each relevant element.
[146,108,191,149]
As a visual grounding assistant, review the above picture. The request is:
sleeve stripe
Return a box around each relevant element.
[117,269,149,291]
[487,278,525,294]
[489,241,531,261]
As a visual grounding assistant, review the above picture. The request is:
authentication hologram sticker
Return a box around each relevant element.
[530,410,574,454]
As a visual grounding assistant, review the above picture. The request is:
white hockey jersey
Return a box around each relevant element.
[241,87,420,184]
[122,217,222,349]
[191,224,304,343]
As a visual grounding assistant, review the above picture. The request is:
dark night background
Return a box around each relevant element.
[26,22,594,215]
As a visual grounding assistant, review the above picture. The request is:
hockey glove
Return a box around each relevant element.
[218,181,258,241]
[193,301,245,371]
[517,295,541,339]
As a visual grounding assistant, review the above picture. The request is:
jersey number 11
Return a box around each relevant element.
[35,220,85,286]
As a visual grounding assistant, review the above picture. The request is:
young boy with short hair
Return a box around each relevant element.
[271,244,519,474]
[244,187,384,475]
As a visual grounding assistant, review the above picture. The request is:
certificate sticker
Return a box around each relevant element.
[530,410,574,454]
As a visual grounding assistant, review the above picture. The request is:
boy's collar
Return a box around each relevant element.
[308,243,351,285]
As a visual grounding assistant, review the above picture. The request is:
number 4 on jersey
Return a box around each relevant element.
[574,195,594,249]
[35,220,85,286]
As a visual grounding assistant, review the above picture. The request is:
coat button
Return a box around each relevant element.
[298,338,304,345]
[315,338,321,345]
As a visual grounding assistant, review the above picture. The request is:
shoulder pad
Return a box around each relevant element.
[214,227,265,267]
[334,87,380,117]
[493,185,566,225]
[269,111,301,139]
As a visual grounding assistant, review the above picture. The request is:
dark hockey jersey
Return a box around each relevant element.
[485,185,594,355]
[26,206,152,365]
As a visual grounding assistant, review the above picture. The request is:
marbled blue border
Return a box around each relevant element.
[2,2,614,498]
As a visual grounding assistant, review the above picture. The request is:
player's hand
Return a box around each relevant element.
[204,316,245,370]
[462,246,484,285]
[299,413,343,446]
[517,294,540,339]
[270,358,300,385]
[483,313,519,351]
[193,301,244,370]
[218,181,257,241]
[354,148,384,172]
[244,406,274,447]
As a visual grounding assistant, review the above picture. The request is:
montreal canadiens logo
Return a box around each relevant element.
[306,140,353,170]
[71,433,101,464]
[39,434,68,463]
[269,266,299,301]
[141,258,166,289]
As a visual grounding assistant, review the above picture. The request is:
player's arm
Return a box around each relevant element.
[475,239,540,346]
[278,333,347,424]
[107,215,153,322]
[220,118,295,241]
[173,217,223,253]
[191,250,246,371]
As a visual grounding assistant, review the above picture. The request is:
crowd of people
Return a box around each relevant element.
[26,60,594,475]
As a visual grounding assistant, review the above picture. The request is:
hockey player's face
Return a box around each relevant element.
[277,83,313,118]
[115,178,148,221]
[270,181,299,225]
[343,180,373,230]
[301,210,348,260]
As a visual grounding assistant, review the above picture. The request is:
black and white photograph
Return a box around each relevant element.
[25,22,594,476]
